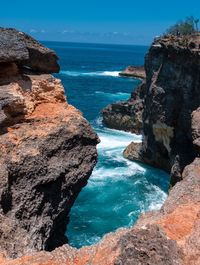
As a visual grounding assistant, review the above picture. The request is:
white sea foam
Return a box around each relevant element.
[97,71,120,77]
[91,167,128,180]
[88,125,166,222]
[95,91,130,99]
[147,185,168,211]
[60,70,120,77]
[98,135,131,149]
[65,44,169,249]
[127,184,167,226]
[88,126,145,185]
[97,128,142,150]
[93,116,103,127]
[91,161,145,182]
[60,71,82,77]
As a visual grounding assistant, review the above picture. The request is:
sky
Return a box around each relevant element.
[1,0,200,45]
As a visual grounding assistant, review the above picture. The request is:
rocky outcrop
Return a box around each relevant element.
[119,65,146,79]
[102,82,145,134]
[138,35,200,185]
[0,28,59,73]
[108,35,200,186]
[123,142,142,161]
[0,29,99,258]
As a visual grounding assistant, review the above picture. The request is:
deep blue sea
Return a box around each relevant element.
[44,41,170,248]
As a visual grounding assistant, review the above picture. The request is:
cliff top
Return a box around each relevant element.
[153,34,200,52]
[0,28,59,73]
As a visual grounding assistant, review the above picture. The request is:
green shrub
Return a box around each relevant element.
[166,16,198,36]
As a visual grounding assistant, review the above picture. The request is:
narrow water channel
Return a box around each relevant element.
[44,41,170,248]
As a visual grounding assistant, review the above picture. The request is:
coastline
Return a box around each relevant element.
[0,31,200,265]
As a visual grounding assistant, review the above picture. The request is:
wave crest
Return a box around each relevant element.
[60,70,120,77]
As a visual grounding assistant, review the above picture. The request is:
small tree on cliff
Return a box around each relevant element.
[166,16,198,36]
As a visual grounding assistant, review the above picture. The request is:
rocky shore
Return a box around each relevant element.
[0,32,200,265]
[119,65,146,79]
[102,82,145,134]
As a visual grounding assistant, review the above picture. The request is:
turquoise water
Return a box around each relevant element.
[44,41,170,248]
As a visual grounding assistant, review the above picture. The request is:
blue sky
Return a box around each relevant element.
[1,0,199,45]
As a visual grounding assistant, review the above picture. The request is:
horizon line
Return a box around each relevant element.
[39,39,151,47]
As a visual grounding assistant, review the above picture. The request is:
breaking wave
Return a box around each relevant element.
[60,70,120,77]
[67,125,169,248]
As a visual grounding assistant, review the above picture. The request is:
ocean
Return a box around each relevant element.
[43,41,170,248]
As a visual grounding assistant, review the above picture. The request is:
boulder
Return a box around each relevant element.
[123,142,143,161]
[0,28,59,73]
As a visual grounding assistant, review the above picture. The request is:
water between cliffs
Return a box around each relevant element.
[44,41,170,248]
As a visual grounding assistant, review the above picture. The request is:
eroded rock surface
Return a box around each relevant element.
[106,35,200,185]
[0,32,99,258]
[0,28,59,73]
[103,36,200,185]
[102,82,145,134]
[139,36,200,184]
[0,72,99,257]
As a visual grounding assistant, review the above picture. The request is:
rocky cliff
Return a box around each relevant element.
[1,32,200,265]
[104,35,200,186]
[0,28,99,258]
[139,35,200,185]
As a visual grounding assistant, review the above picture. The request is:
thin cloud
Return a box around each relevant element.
[30,29,37,33]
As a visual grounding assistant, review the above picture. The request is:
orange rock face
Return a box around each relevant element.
[0,71,99,258]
